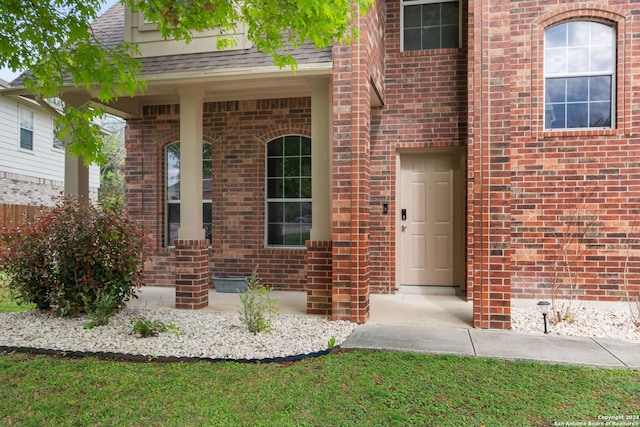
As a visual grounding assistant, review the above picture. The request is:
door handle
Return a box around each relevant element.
[401,224,407,232]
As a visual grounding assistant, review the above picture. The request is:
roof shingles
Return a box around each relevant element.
[93,3,332,76]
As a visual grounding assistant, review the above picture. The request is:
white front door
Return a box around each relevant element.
[399,153,460,286]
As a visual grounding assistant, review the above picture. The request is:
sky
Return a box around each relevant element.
[0,0,119,83]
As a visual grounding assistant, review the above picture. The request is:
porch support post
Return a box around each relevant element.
[178,86,205,241]
[61,92,91,206]
[310,79,332,241]
[175,86,208,310]
[64,154,90,206]
[306,79,333,315]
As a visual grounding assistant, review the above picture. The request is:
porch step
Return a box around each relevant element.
[399,286,460,296]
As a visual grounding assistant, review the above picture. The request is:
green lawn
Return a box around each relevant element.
[0,272,35,314]
[0,350,638,426]
[1,278,639,426]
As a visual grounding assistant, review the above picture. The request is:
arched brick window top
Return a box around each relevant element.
[531,5,629,136]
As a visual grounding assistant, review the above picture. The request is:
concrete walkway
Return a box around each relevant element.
[132,286,640,369]
[342,324,640,369]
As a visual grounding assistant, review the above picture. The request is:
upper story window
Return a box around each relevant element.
[266,136,311,247]
[544,21,615,130]
[166,141,213,246]
[19,107,34,151]
[402,0,460,51]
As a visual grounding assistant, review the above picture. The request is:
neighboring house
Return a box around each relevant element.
[0,79,100,210]
[10,0,640,329]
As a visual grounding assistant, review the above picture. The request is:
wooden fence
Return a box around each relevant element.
[0,204,45,228]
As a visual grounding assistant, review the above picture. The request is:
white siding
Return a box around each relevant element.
[125,9,251,58]
[0,96,100,191]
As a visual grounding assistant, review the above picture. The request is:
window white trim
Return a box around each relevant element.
[265,135,312,248]
[18,106,34,152]
[543,21,616,130]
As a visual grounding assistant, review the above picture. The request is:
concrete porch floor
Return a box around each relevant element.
[128,285,474,328]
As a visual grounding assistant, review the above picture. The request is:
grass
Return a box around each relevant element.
[0,350,638,426]
[0,272,35,314]
[1,277,638,426]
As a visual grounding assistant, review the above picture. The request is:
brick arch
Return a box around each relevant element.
[153,130,180,149]
[533,4,627,28]
[529,4,630,137]
[258,126,312,145]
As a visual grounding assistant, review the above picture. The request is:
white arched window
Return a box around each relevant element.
[166,141,212,246]
[544,21,615,129]
[266,135,311,247]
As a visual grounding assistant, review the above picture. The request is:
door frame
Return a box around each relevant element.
[395,148,466,292]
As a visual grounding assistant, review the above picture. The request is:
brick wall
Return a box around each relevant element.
[328,0,378,323]
[506,1,640,303]
[0,171,98,208]
[466,0,640,320]
[369,0,468,294]
[366,0,386,100]
[306,240,333,315]
[0,171,64,206]
[125,98,312,290]
[468,0,513,329]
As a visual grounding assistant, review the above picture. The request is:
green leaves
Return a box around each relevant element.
[239,268,279,334]
[1,0,372,163]
[1,0,145,165]
[0,197,149,317]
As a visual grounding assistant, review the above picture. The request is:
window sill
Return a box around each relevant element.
[539,128,619,139]
[265,245,307,251]
[398,47,463,57]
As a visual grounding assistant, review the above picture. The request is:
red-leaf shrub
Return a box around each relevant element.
[0,198,148,317]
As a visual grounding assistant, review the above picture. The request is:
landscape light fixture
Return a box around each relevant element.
[537,301,551,334]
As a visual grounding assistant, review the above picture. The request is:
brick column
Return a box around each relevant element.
[331,4,371,324]
[306,241,333,315]
[174,239,209,309]
[468,0,512,329]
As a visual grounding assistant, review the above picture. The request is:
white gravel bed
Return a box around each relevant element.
[0,308,357,361]
[512,305,640,342]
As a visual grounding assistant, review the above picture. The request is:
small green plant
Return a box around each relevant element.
[239,268,279,334]
[85,289,123,327]
[327,336,336,350]
[131,317,182,338]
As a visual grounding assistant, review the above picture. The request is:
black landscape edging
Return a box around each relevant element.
[0,345,340,364]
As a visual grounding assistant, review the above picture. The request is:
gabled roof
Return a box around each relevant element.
[9,3,332,87]
[93,3,332,77]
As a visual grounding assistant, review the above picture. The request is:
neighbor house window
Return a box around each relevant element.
[166,141,212,246]
[544,21,615,129]
[402,0,460,51]
[52,119,64,150]
[19,107,34,151]
[266,135,311,247]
